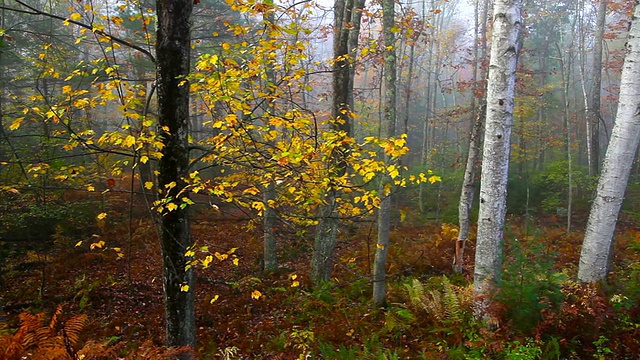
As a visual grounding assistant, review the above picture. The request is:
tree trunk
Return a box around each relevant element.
[556,42,574,234]
[156,0,195,355]
[588,0,607,176]
[418,0,437,213]
[455,0,488,273]
[263,181,278,273]
[372,0,396,307]
[578,1,640,283]
[263,9,278,274]
[474,0,522,299]
[311,0,357,285]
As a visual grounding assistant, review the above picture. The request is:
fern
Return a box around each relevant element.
[405,276,474,328]
[0,304,112,360]
[441,277,464,325]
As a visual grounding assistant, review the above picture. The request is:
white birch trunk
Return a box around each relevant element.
[474,0,522,297]
[578,1,640,283]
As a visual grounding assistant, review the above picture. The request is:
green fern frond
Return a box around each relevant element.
[441,277,462,324]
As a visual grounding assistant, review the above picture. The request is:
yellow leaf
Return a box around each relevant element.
[166,203,178,212]
[210,295,220,303]
[251,201,265,211]
[62,85,73,94]
[144,181,154,190]
[69,13,82,21]
[86,185,95,192]
[227,247,238,255]
[222,42,231,50]
[90,240,105,250]
[123,135,136,148]
[232,258,239,266]
[75,241,83,247]
[140,155,149,164]
[9,118,24,131]
[203,255,213,268]
[180,284,190,292]
[251,290,262,300]
[97,212,107,220]
[165,181,177,189]
[291,281,300,288]
[376,243,385,250]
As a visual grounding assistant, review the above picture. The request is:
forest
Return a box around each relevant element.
[1,0,640,358]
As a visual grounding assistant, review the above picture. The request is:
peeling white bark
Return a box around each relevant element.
[474,0,522,297]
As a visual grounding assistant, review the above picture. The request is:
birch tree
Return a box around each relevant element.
[474,0,522,298]
[578,0,640,283]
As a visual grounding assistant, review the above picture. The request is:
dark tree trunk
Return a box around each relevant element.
[310,0,356,284]
[588,0,606,176]
[156,0,195,355]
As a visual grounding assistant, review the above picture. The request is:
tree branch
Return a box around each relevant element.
[5,0,156,64]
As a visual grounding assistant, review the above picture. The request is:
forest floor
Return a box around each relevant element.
[2,194,640,359]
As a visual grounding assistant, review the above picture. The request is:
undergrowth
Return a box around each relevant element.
[2,208,640,358]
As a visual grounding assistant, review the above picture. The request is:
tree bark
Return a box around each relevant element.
[588,0,607,176]
[578,1,640,283]
[455,0,488,273]
[372,0,396,307]
[156,0,195,355]
[310,0,358,284]
[474,0,522,299]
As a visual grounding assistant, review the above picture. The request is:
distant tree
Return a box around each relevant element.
[578,0,640,283]
[587,0,607,176]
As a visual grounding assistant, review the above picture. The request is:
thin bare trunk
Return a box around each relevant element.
[372,0,396,306]
[455,0,488,273]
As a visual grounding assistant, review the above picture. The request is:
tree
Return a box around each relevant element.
[372,0,397,306]
[455,0,489,273]
[156,0,196,354]
[578,0,640,283]
[587,0,607,176]
[473,0,522,299]
[310,0,356,284]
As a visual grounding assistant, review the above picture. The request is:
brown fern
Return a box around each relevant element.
[0,305,98,360]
